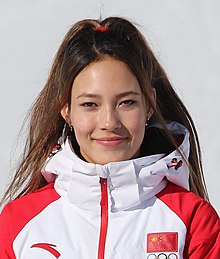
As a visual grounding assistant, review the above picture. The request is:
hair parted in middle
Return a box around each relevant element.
[3,16,208,203]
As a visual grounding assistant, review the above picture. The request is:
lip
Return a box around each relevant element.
[93,137,127,147]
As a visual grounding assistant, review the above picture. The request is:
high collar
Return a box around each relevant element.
[42,121,190,212]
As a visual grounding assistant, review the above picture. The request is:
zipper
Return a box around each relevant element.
[98,178,108,259]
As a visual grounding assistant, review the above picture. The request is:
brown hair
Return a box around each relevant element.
[1,17,209,205]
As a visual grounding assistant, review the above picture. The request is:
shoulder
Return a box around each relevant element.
[156,182,219,227]
[1,182,59,216]
[157,182,219,258]
[0,183,60,241]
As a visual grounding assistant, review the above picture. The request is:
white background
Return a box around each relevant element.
[0,0,219,214]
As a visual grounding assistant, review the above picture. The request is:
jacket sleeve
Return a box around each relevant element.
[183,200,220,258]
[0,206,16,259]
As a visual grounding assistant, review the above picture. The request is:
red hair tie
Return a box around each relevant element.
[95,26,108,32]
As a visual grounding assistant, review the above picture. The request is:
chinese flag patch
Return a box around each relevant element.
[147,232,178,252]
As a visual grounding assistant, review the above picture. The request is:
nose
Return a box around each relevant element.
[98,106,121,131]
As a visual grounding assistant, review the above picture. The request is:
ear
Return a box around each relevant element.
[61,103,71,124]
[147,88,157,119]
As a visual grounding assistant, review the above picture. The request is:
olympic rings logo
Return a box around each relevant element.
[147,253,178,259]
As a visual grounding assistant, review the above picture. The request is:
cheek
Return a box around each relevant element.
[71,112,94,138]
[133,123,145,142]
[124,114,146,141]
[129,112,146,131]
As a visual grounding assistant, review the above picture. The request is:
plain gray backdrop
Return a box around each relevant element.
[0,0,219,213]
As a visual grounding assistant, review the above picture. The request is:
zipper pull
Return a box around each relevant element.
[100,177,107,186]
[100,178,108,206]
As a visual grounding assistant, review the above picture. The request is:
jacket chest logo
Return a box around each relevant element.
[146,232,178,258]
[31,243,60,258]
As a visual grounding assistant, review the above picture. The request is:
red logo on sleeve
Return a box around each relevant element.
[147,232,178,253]
[31,243,60,258]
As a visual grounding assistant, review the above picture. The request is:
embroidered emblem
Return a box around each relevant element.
[147,232,178,253]
[31,243,60,258]
[167,158,183,170]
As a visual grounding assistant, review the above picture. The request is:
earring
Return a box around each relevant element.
[145,116,150,127]
[69,123,74,132]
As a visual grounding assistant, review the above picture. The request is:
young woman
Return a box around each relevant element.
[0,17,219,259]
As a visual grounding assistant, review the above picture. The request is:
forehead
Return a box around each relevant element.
[71,57,142,97]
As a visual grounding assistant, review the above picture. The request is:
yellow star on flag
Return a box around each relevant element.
[150,237,157,242]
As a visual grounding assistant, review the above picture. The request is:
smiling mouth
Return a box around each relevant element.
[93,137,127,147]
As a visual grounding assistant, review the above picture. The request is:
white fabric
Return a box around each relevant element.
[12,121,191,259]
[42,121,190,212]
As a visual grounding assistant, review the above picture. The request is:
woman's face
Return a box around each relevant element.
[61,57,155,164]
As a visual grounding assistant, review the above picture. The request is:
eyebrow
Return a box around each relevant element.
[76,91,140,99]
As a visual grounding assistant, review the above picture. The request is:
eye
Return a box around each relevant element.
[120,100,137,106]
[80,102,97,108]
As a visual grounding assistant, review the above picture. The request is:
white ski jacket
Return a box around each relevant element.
[0,122,219,259]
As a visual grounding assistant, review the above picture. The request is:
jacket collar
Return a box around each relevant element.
[42,121,190,212]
